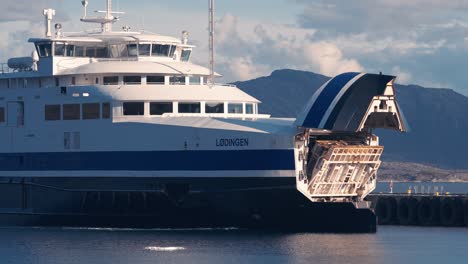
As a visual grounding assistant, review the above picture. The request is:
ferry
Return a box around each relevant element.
[0,0,407,232]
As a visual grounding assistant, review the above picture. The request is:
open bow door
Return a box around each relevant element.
[295,72,407,132]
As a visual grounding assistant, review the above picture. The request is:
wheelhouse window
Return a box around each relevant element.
[109,44,128,58]
[205,103,224,114]
[139,44,151,56]
[86,47,96,57]
[246,103,254,114]
[63,104,81,120]
[127,44,138,57]
[123,76,141,85]
[169,76,185,85]
[36,43,52,57]
[169,45,177,57]
[150,102,173,115]
[123,102,144,116]
[181,50,191,62]
[0,107,5,123]
[82,103,100,120]
[45,105,61,121]
[54,42,65,56]
[102,103,111,119]
[228,103,243,114]
[103,76,119,85]
[75,46,85,57]
[189,76,201,85]
[152,44,171,57]
[65,45,75,56]
[147,76,165,85]
[95,47,108,58]
[179,102,201,113]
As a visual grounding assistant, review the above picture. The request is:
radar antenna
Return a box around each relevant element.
[80,0,124,32]
[208,0,215,87]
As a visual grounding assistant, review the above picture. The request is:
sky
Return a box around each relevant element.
[1,0,468,94]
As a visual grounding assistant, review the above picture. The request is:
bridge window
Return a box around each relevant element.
[147,76,165,85]
[139,44,151,56]
[95,47,108,58]
[102,103,111,119]
[152,44,171,57]
[246,103,254,114]
[179,102,200,113]
[150,102,173,115]
[109,44,128,58]
[169,45,177,57]
[82,103,100,120]
[123,76,141,85]
[0,107,4,123]
[36,43,52,57]
[75,46,85,57]
[45,105,61,121]
[127,44,138,57]
[228,103,243,114]
[63,104,81,120]
[123,102,144,116]
[181,50,191,62]
[103,76,119,85]
[169,76,185,85]
[205,103,224,114]
[189,76,201,85]
[66,45,75,56]
[54,42,65,56]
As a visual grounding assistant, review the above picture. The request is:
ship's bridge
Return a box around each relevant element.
[28,31,200,76]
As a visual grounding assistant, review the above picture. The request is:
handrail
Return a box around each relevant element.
[1,63,11,74]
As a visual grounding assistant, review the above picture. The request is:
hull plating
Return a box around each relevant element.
[0,177,376,233]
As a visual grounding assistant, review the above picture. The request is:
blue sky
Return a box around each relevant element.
[2,0,468,95]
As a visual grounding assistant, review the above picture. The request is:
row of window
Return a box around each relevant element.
[0,75,203,89]
[35,42,192,61]
[45,103,111,121]
[123,102,255,116]
[102,76,201,85]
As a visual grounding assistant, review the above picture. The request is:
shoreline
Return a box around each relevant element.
[378,180,468,183]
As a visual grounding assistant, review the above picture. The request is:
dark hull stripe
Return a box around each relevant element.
[0,149,296,171]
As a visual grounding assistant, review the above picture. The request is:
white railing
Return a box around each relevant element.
[1,63,12,74]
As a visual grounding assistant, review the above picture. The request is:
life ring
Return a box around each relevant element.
[416,197,440,226]
[397,197,418,225]
[440,198,464,227]
[376,197,397,225]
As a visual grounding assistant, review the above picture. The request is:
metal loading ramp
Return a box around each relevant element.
[299,140,383,202]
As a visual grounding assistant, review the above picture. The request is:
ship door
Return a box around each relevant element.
[7,101,24,127]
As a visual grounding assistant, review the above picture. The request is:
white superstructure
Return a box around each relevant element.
[0,0,407,207]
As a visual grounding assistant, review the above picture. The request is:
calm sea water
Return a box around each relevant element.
[0,226,467,264]
[1,182,467,264]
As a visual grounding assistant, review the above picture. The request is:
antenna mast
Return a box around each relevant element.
[105,0,112,32]
[81,0,124,33]
[208,0,215,86]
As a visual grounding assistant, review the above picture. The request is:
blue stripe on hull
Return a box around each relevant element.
[0,150,296,171]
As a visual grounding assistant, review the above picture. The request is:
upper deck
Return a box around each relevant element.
[0,0,217,80]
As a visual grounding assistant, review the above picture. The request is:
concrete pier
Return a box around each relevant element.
[367,194,468,227]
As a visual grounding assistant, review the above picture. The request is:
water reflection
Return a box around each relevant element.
[0,227,467,264]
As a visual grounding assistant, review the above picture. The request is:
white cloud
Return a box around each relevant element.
[391,66,412,84]
[213,14,363,81]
